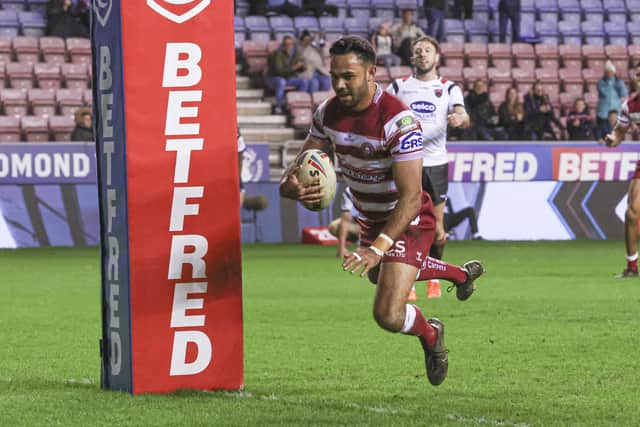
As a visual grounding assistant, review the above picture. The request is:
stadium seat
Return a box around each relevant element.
[61,63,89,89]
[582,68,602,94]
[441,42,465,69]
[463,67,487,90]
[18,11,46,37]
[520,0,535,25]
[489,90,503,110]
[582,45,607,72]
[1,88,27,116]
[0,11,20,37]
[294,16,319,34]
[471,0,491,23]
[629,21,640,46]
[535,44,559,70]
[606,45,630,77]
[558,20,582,46]
[603,0,627,25]
[559,0,581,24]
[290,107,312,130]
[512,43,535,71]
[28,88,56,116]
[285,91,312,109]
[21,115,49,142]
[245,16,271,42]
[234,18,246,47]
[536,20,560,46]
[267,40,281,54]
[269,16,295,40]
[488,67,513,96]
[444,19,466,44]
[389,65,412,80]
[537,0,558,23]
[395,0,419,11]
[318,16,345,36]
[34,63,61,89]
[465,20,489,44]
[311,90,333,108]
[629,45,640,66]
[511,67,535,93]
[372,0,395,20]
[559,68,584,97]
[12,35,39,64]
[438,66,463,83]
[344,17,369,38]
[605,22,629,46]
[487,43,512,70]
[464,42,488,71]
[584,91,598,110]
[83,88,93,107]
[242,40,268,74]
[0,36,11,63]
[0,116,21,142]
[535,68,559,101]
[0,63,5,89]
[582,20,605,46]
[26,0,48,15]
[49,115,75,141]
[6,62,34,89]
[349,0,371,19]
[374,67,390,85]
[1,0,26,11]
[66,38,91,64]
[40,37,66,64]
[56,88,84,116]
[559,92,577,115]
[558,44,582,69]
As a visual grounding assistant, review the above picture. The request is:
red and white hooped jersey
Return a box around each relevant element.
[618,93,640,128]
[309,86,424,223]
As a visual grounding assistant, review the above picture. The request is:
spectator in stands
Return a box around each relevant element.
[597,61,628,138]
[523,81,563,140]
[597,109,619,140]
[423,0,446,42]
[465,80,507,140]
[70,107,93,141]
[299,30,331,93]
[498,87,525,140]
[391,9,426,66]
[302,0,338,17]
[452,0,473,19]
[371,23,402,69]
[566,98,594,141]
[265,35,310,114]
[47,0,89,38]
[266,0,304,17]
[498,0,520,43]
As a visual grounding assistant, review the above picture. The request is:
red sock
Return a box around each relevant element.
[404,305,437,348]
[628,258,638,272]
[417,257,467,284]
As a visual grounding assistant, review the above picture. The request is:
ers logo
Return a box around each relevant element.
[400,131,423,151]
[147,0,211,24]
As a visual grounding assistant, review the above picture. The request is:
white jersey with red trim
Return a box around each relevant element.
[386,76,464,167]
[617,93,640,128]
[309,86,424,223]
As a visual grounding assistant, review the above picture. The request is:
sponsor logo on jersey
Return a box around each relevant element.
[399,131,423,152]
[410,101,436,114]
[434,88,442,97]
[395,115,419,133]
[360,142,375,158]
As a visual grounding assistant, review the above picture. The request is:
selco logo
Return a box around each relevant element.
[410,101,436,114]
[147,0,211,24]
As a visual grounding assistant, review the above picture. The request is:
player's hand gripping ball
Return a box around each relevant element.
[296,149,336,211]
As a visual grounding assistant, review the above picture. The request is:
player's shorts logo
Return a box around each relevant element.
[147,0,211,24]
[93,0,112,27]
[410,101,436,114]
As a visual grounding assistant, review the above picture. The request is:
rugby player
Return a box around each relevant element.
[280,36,483,385]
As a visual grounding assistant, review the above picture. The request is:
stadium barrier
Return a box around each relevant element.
[90,0,243,393]
[1,142,638,246]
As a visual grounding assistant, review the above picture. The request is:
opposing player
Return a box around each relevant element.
[386,36,471,300]
[279,36,483,385]
[603,63,640,278]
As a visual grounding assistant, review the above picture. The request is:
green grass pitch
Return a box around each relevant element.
[1,241,639,426]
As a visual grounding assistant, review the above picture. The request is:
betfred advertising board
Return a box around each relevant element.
[92,0,243,393]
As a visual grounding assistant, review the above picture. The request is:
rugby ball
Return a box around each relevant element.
[296,149,336,211]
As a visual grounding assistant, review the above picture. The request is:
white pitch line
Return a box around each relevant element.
[447,413,532,427]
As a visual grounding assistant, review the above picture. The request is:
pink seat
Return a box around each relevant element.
[1,88,28,117]
[34,63,61,89]
[536,68,560,100]
[0,36,11,63]
[56,88,84,116]
[441,42,465,69]
[49,115,75,141]
[463,67,488,91]
[374,67,390,85]
[28,88,56,116]
[629,45,640,65]
[61,63,88,89]
[606,45,629,77]
[12,36,39,64]
[584,92,598,110]
[512,43,536,71]
[559,92,577,115]
[242,40,268,75]
[311,90,333,108]
[489,91,503,109]
[582,45,606,72]
[66,38,91,64]
[6,62,34,89]
[488,43,512,70]
[512,68,536,93]
[0,63,6,89]
[285,91,312,109]
[465,42,488,70]
[438,66,463,83]
[290,107,312,130]
[582,68,602,93]
[0,116,21,143]
[40,37,66,64]
[389,66,412,80]
[535,44,559,70]
[21,116,50,142]
[559,44,582,70]
[83,89,93,107]
[559,68,584,96]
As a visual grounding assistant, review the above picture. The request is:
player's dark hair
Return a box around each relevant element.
[411,35,440,54]
[329,36,376,65]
